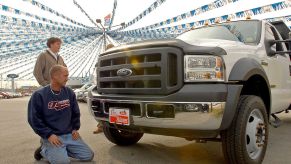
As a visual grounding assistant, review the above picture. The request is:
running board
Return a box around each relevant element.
[269,114,282,128]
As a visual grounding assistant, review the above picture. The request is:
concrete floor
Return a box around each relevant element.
[0,97,291,164]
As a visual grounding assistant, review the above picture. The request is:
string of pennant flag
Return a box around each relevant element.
[21,0,91,29]
[266,15,291,23]
[2,0,291,80]
[0,14,89,33]
[0,0,290,48]
[112,17,291,45]
[73,0,101,29]
[0,3,88,31]
[0,30,96,49]
[114,0,167,31]
[118,0,290,37]
[108,0,117,30]
[0,16,97,49]
[114,14,291,44]
[132,0,242,32]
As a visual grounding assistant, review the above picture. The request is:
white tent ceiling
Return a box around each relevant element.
[1,0,289,31]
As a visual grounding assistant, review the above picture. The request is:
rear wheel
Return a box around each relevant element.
[103,124,143,146]
[221,95,268,164]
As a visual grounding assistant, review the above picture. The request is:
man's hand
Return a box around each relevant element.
[48,134,62,147]
[72,130,80,140]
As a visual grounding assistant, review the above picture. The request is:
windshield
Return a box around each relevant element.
[177,20,261,45]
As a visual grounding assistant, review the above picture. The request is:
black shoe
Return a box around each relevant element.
[34,146,42,161]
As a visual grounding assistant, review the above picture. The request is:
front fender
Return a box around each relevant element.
[220,58,270,130]
[228,58,269,83]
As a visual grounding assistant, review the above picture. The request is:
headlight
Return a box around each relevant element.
[93,67,97,85]
[184,55,225,82]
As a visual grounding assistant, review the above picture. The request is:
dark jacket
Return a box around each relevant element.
[28,86,80,139]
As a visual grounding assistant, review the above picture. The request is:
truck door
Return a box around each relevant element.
[264,24,291,113]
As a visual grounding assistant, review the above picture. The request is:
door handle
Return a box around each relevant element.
[261,60,268,66]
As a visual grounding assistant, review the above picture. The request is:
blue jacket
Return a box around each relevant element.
[28,86,80,139]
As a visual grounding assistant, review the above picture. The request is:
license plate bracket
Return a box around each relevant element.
[109,107,130,126]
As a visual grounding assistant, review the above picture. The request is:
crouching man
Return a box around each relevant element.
[28,65,94,163]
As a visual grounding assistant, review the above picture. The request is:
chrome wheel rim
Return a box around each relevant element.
[245,108,266,160]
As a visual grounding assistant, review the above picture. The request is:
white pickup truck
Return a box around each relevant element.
[88,20,291,164]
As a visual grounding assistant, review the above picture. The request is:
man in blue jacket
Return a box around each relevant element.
[28,65,94,163]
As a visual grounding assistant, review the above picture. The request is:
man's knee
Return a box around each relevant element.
[49,156,70,164]
[80,151,94,162]
[45,151,70,164]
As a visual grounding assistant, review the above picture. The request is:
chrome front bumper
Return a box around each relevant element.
[88,98,225,130]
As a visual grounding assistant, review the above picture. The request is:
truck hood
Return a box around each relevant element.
[182,38,245,48]
[101,39,228,56]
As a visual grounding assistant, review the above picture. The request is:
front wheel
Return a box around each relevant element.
[221,95,269,164]
[103,124,144,146]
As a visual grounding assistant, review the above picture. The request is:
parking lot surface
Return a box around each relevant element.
[1,97,291,164]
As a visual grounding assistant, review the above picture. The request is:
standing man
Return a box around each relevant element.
[34,37,67,87]
[28,65,94,163]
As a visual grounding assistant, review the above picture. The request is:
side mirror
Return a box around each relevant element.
[267,40,277,56]
[267,39,291,56]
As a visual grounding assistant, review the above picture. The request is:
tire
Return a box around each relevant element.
[221,95,268,164]
[103,124,144,146]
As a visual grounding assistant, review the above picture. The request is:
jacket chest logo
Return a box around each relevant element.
[48,100,70,111]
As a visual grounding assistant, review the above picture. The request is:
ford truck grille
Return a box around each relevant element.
[97,47,183,95]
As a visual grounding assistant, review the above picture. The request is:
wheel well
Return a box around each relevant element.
[240,75,270,116]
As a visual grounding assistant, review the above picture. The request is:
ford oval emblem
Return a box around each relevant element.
[117,68,132,77]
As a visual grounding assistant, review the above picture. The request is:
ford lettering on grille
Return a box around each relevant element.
[117,68,132,77]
